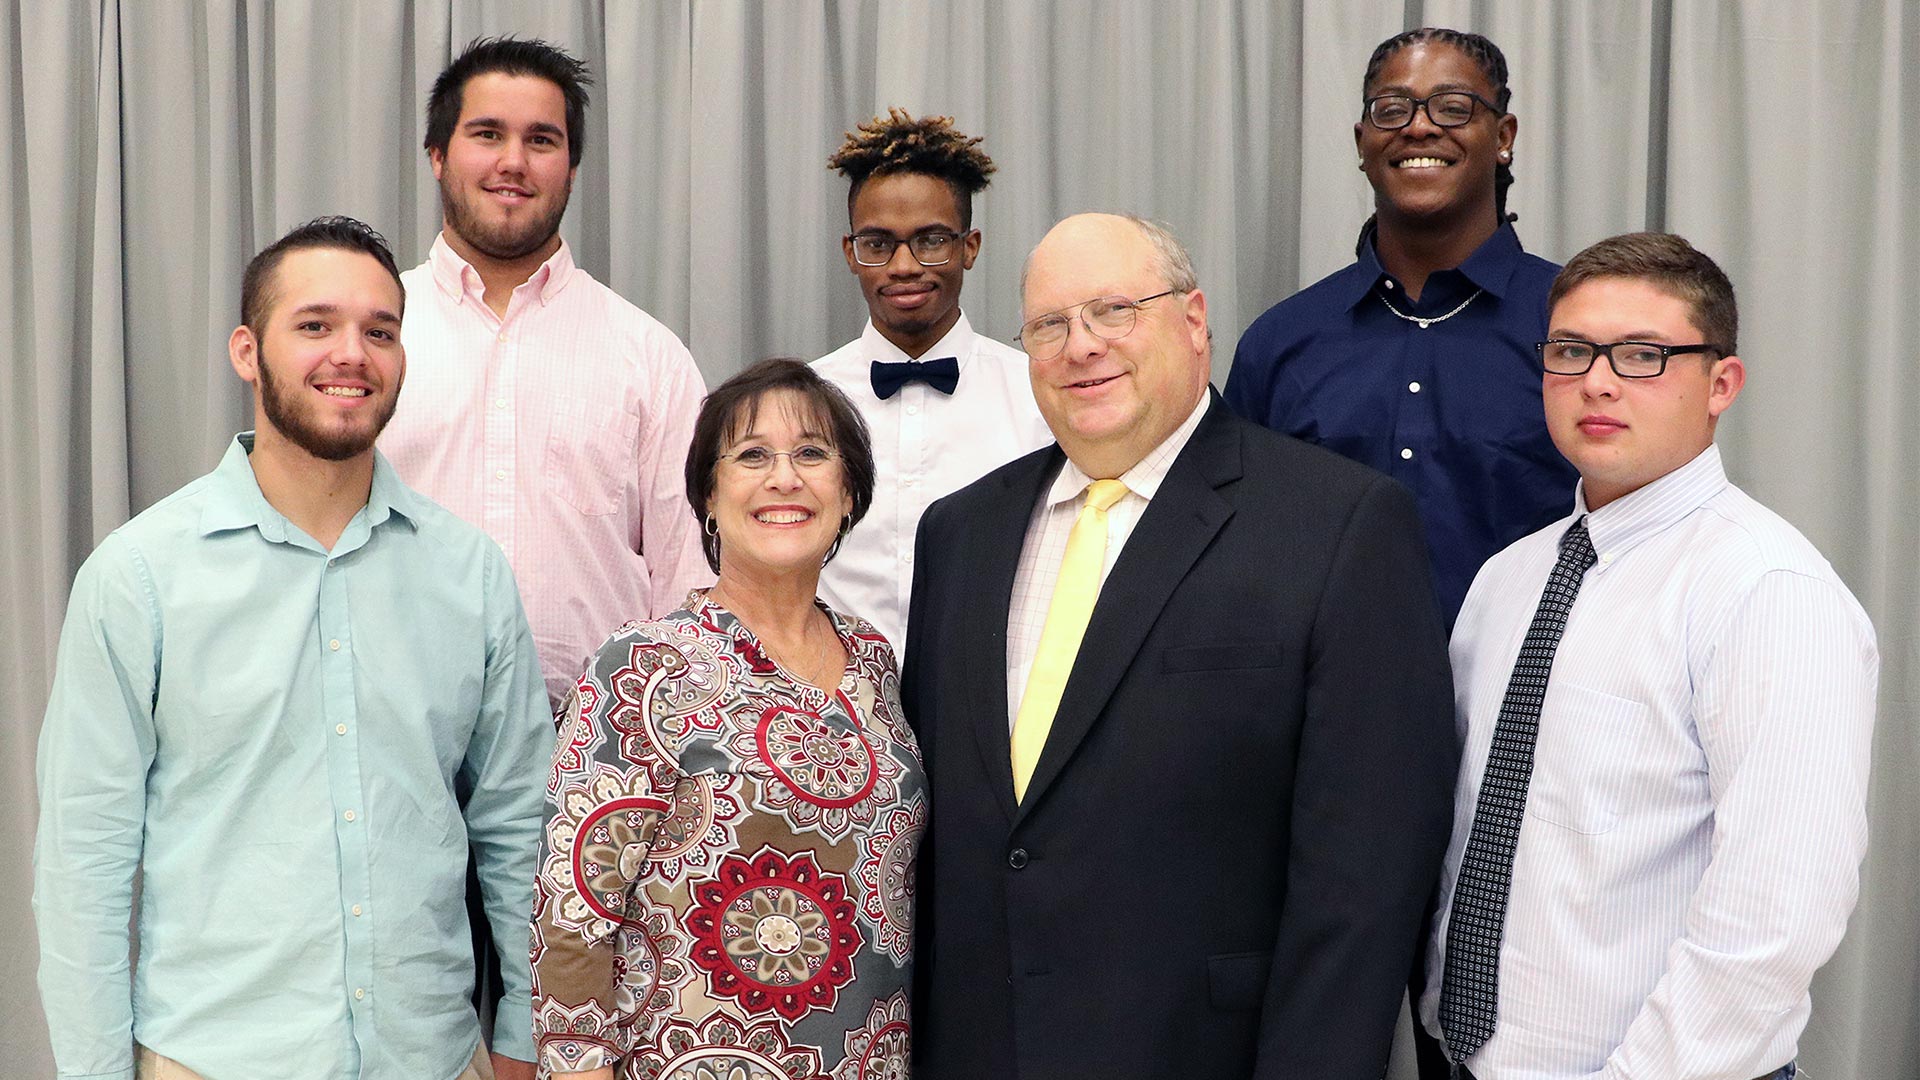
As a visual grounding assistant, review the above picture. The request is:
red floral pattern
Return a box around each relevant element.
[531,592,922,1078]
[685,847,863,1021]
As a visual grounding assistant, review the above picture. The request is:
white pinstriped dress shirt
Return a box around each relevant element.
[1421,444,1878,1079]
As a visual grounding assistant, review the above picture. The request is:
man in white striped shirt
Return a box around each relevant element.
[1421,232,1876,1080]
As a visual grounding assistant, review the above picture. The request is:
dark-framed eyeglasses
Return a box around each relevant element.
[1017,290,1178,360]
[847,229,969,267]
[1537,339,1722,379]
[718,444,839,471]
[1363,91,1502,130]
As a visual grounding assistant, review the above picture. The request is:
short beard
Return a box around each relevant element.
[256,343,398,461]
[439,172,571,261]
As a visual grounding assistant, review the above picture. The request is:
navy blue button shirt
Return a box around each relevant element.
[1225,223,1577,627]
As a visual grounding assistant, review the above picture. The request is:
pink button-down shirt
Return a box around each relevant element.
[382,235,712,707]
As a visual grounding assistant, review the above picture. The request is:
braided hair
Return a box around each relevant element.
[828,108,996,228]
[1356,28,1515,256]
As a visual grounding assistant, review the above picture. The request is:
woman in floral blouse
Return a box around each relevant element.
[531,359,923,1080]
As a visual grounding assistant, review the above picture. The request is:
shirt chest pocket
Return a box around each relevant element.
[1528,683,1651,835]
[545,395,636,516]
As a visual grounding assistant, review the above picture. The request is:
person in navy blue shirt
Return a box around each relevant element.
[1225,27,1575,627]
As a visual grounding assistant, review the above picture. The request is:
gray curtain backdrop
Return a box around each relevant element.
[5,1,1914,1076]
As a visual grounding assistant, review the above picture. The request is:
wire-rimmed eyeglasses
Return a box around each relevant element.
[1017,290,1178,360]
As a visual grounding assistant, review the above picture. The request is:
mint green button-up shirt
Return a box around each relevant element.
[34,435,554,1080]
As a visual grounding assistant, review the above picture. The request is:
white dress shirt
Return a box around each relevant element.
[381,235,713,707]
[1004,392,1210,728]
[1421,444,1877,1079]
[813,314,1053,650]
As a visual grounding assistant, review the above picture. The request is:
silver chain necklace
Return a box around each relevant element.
[1378,287,1483,329]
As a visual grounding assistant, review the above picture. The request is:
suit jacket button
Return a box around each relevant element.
[1007,848,1029,869]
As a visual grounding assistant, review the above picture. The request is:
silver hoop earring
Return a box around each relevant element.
[703,513,717,537]
[822,516,852,566]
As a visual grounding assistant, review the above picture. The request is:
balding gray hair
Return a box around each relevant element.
[1020,213,1200,299]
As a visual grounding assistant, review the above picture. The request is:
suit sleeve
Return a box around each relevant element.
[1253,474,1459,1079]
[901,493,943,1057]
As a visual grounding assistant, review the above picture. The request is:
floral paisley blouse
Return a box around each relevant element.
[531,590,924,1080]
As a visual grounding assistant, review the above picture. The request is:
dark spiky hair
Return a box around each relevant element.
[828,108,996,229]
[240,216,403,334]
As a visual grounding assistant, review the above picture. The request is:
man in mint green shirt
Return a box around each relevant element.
[33,217,551,1080]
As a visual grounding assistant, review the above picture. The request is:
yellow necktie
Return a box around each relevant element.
[1012,478,1130,802]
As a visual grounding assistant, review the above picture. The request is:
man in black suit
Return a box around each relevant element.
[903,212,1458,1079]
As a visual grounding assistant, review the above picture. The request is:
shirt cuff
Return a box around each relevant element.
[489,991,537,1061]
[58,1069,135,1080]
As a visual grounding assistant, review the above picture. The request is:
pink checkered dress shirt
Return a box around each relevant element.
[382,235,713,708]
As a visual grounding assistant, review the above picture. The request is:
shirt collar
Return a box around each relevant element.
[1045,390,1211,509]
[1339,220,1527,310]
[427,232,575,307]
[858,311,979,370]
[1577,443,1729,564]
[198,432,421,546]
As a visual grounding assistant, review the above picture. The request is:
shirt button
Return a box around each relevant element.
[495,398,508,409]
[1601,553,1614,566]
[495,470,507,481]
[903,477,917,487]
[335,723,348,735]
[1408,381,1422,393]
[902,550,914,564]
[1007,848,1029,869]
[906,404,920,415]
[329,639,341,651]
[351,904,363,917]
[1400,448,1414,460]
[354,987,366,1000]
[343,810,356,823]
[496,333,507,343]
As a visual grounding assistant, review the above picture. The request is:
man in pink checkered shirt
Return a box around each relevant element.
[382,37,711,710]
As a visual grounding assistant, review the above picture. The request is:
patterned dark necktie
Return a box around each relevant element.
[1440,516,1598,1062]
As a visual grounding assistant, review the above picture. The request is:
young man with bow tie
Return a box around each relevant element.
[811,108,1051,651]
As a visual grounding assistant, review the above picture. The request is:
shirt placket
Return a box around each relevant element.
[318,550,376,1065]
[484,319,518,558]
[898,382,928,613]
[1386,284,1445,478]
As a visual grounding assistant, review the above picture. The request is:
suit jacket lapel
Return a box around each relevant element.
[964,445,1065,825]
[1013,397,1241,822]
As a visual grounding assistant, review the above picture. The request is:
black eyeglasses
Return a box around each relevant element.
[1537,339,1722,379]
[1016,291,1177,360]
[847,230,969,267]
[1363,91,1502,130]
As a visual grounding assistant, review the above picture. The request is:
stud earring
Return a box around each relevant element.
[1498,149,1511,162]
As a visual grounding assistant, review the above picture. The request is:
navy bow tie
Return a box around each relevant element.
[870,356,959,400]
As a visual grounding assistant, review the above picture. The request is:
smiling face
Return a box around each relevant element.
[431,72,576,265]
[707,389,856,586]
[1021,214,1211,479]
[230,247,406,463]
[843,171,979,358]
[1355,41,1514,229]
[1544,276,1745,510]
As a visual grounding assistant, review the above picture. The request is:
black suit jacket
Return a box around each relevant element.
[903,393,1457,1080]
